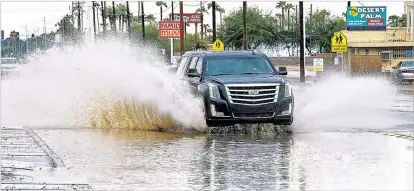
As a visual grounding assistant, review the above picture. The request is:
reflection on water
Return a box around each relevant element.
[28,129,412,190]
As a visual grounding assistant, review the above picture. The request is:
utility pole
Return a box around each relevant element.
[126,1,131,38]
[179,1,184,55]
[112,1,116,32]
[299,1,305,83]
[212,1,216,42]
[171,1,174,64]
[77,1,81,33]
[242,1,247,50]
[141,1,145,39]
[102,1,106,35]
[92,1,96,38]
[96,2,100,32]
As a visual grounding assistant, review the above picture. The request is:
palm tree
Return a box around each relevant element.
[276,1,287,29]
[105,6,116,31]
[285,3,294,30]
[195,3,208,39]
[112,1,116,31]
[116,3,127,31]
[155,1,168,21]
[145,14,156,24]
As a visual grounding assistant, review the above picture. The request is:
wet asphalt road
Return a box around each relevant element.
[2,84,413,190]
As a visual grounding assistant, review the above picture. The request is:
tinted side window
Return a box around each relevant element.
[196,57,203,74]
[188,57,199,70]
[176,56,189,76]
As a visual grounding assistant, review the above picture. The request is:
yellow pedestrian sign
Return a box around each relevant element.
[331,32,347,52]
[212,39,224,51]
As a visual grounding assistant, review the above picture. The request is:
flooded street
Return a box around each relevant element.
[3,85,412,190]
[1,42,413,190]
[15,126,413,190]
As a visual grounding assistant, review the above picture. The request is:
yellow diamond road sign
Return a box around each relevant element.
[212,39,224,51]
[331,32,347,53]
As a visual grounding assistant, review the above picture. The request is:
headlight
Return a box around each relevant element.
[284,82,292,97]
[208,83,220,99]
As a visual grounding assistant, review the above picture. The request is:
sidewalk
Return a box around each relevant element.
[1,126,93,190]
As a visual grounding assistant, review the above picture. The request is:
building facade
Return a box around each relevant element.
[341,3,414,72]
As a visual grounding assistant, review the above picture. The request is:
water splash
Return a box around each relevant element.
[292,74,408,132]
[1,39,206,131]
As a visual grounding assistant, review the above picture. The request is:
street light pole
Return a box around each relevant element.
[141,1,145,39]
[179,1,184,56]
[243,1,247,50]
[212,1,216,42]
[299,1,305,83]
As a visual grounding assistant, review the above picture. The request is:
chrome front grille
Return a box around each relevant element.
[225,83,280,105]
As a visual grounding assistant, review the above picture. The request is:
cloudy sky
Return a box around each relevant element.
[1,1,405,39]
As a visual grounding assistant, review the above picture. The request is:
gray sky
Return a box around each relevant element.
[1,1,405,39]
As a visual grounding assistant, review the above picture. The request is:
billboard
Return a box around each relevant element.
[169,13,202,24]
[347,6,387,30]
[159,21,181,38]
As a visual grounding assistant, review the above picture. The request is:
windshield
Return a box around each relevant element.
[206,56,275,76]
[401,61,414,68]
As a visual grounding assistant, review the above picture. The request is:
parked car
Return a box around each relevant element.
[391,60,414,84]
[1,57,20,76]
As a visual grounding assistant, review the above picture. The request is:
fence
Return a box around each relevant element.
[350,55,382,76]
[392,48,414,59]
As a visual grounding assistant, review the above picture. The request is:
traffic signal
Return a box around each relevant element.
[32,34,35,38]
[1,30,4,40]
[16,32,19,40]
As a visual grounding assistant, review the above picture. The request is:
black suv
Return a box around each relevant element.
[175,50,294,127]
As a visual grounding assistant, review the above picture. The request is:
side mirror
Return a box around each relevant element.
[188,68,200,77]
[278,66,288,75]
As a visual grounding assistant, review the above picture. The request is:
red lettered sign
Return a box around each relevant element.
[159,21,181,38]
[169,13,202,24]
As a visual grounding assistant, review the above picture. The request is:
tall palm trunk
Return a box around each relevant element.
[119,15,122,31]
[96,4,100,32]
[287,9,290,30]
[102,1,106,33]
[112,1,116,31]
[281,8,284,30]
[92,2,96,36]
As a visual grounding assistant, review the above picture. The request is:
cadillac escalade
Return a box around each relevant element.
[175,50,294,127]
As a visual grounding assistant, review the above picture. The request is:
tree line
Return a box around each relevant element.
[2,1,408,58]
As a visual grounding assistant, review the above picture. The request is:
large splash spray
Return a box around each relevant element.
[1,40,206,131]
